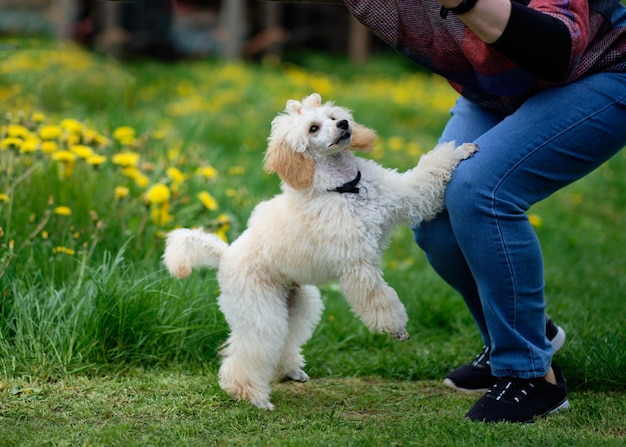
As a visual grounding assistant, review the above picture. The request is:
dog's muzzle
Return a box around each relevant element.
[330,119,351,147]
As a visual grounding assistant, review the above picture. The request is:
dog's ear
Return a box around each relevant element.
[302,93,322,109]
[285,99,302,115]
[350,123,377,153]
[264,138,315,189]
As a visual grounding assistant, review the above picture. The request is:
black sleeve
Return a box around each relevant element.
[490,2,572,81]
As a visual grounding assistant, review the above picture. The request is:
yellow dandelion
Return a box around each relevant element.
[121,166,140,179]
[83,129,105,145]
[1,137,22,150]
[151,129,166,140]
[213,214,231,241]
[19,138,39,153]
[407,141,423,157]
[228,166,245,176]
[167,167,187,184]
[53,246,75,256]
[70,144,94,159]
[54,206,72,216]
[528,214,543,228]
[86,154,106,166]
[41,141,58,154]
[41,230,48,240]
[216,213,231,230]
[51,150,77,162]
[150,201,174,226]
[113,126,136,142]
[92,133,109,148]
[39,125,62,140]
[65,132,81,145]
[7,124,29,139]
[145,184,171,205]
[387,135,404,151]
[134,173,150,188]
[0,193,9,202]
[112,151,140,167]
[32,112,46,123]
[196,165,218,179]
[569,192,583,205]
[113,126,136,146]
[114,186,130,200]
[60,118,83,134]
[216,227,229,242]
[197,191,218,211]
[167,145,181,162]
[370,139,385,160]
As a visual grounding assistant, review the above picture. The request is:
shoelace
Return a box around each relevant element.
[471,346,491,368]
[489,377,535,403]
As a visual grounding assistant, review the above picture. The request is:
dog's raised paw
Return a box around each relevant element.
[458,143,479,159]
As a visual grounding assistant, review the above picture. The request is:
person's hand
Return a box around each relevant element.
[437,0,511,44]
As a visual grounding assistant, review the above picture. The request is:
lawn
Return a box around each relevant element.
[0,37,625,446]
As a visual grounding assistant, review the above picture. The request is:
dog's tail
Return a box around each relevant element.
[163,228,229,278]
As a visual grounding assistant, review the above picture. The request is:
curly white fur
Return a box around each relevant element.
[163,93,477,410]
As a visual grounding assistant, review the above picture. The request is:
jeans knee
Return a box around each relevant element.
[413,212,452,253]
[443,164,486,221]
[413,222,431,251]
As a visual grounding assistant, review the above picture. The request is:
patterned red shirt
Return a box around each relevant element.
[345,0,626,114]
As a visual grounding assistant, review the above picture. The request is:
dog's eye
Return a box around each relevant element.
[309,125,319,133]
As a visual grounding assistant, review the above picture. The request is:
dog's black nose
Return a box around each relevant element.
[337,120,349,130]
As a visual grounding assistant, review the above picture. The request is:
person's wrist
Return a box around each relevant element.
[439,0,480,19]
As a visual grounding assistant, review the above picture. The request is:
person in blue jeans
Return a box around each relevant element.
[338,0,626,422]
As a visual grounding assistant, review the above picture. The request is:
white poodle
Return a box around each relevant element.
[163,93,477,410]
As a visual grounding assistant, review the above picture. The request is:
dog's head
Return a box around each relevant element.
[264,93,377,189]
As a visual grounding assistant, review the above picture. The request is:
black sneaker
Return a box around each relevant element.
[465,364,569,423]
[443,317,566,393]
[443,345,493,393]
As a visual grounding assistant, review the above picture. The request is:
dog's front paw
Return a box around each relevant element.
[391,328,410,341]
[457,142,478,160]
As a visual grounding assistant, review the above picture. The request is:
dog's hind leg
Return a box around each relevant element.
[275,284,324,382]
[217,287,290,410]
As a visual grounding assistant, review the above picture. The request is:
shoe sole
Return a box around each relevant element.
[468,398,571,424]
[442,378,489,393]
[524,398,570,424]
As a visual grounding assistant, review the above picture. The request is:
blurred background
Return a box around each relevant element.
[0,0,395,63]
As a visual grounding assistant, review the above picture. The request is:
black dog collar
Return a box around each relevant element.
[331,170,361,194]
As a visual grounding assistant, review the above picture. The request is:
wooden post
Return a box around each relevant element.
[219,0,246,59]
[54,0,77,39]
[348,13,369,65]
[262,0,282,57]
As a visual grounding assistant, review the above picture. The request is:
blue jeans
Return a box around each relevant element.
[414,72,626,378]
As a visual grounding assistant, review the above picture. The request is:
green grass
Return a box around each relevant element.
[0,37,625,445]
[1,373,625,446]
